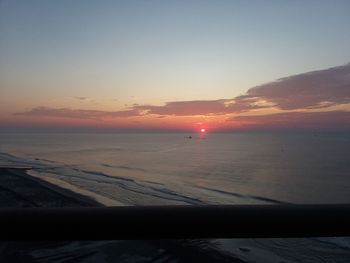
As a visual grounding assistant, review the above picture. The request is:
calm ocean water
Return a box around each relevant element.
[0,132,349,205]
[0,132,349,262]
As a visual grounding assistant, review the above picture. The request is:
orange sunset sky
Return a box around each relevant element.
[1,1,349,132]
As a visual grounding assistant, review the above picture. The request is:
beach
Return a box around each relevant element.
[0,167,101,208]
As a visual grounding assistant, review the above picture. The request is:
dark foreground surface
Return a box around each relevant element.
[0,167,349,263]
[1,205,350,240]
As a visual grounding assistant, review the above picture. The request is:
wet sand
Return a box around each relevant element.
[0,167,101,207]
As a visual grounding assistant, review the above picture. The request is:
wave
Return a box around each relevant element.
[201,186,290,205]
[101,163,147,172]
[30,162,206,206]
[0,152,46,169]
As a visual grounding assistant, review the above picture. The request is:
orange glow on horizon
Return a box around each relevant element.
[3,111,247,132]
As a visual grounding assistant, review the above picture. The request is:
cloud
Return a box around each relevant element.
[16,63,350,121]
[230,111,350,130]
[72,96,89,101]
[134,97,270,116]
[134,100,230,116]
[133,97,271,116]
[242,63,350,110]
[16,107,140,119]
[134,63,350,116]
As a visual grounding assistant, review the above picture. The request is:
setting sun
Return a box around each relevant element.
[200,128,206,133]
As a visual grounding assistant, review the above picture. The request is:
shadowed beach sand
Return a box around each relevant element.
[0,167,101,207]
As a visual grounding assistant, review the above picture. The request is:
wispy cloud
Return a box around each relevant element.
[242,63,350,110]
[16,107,140,119]
[133,97,271,116]
[134,100,229,116]
[134,63,350,116]
[230,111,350,130]
[72,96,89,101]
[16,64,350,125]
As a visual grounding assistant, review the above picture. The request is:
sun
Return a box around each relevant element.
[200,128,206,133]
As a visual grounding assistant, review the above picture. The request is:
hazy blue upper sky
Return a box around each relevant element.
[1,1,350,103]
[1,0,349,131]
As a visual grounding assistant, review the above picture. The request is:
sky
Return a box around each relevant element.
[1,0,349,132]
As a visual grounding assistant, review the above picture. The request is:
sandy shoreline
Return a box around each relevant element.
[0,166,102,207]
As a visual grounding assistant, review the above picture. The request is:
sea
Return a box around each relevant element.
[0,132,349,262]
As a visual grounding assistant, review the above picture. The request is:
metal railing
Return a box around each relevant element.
[0,204,349,240]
